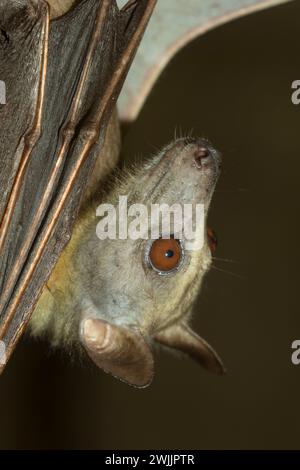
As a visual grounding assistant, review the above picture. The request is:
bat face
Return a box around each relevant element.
[30,137,224,387]
[82,138,220,330]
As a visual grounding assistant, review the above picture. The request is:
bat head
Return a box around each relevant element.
[78,137,225,387]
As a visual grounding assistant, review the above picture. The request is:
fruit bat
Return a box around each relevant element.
[0,0,225,387]
[30,136,225,387]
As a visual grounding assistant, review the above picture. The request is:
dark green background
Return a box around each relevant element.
[1,0,299,449]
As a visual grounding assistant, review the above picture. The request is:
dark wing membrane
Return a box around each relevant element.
[0,0,49,273]
[0,0,156,372]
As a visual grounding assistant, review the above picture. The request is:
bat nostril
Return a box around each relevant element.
[193,147,212,168]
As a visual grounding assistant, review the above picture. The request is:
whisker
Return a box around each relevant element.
[148,143,162,155]
[212,256,239,264]
[174,126,178,141]
[210,264,245,280]
[187,127,194,138]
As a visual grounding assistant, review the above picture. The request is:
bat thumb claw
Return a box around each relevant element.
[80,318,154,388]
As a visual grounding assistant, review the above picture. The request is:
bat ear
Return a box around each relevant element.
[80,318,154,388]
[154,322,226,375]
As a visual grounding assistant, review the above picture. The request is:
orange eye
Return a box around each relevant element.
[149,237,183,273]
[207,227,217,254]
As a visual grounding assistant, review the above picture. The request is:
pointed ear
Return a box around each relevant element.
[154,323,225,375]
[80,318,154,388]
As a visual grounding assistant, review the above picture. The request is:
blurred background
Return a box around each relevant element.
[0,0,300,449]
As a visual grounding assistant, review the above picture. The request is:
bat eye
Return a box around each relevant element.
[148,237,183,274]
[207,227,217,254]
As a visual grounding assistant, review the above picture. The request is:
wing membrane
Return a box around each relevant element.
[0,0,156,372]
